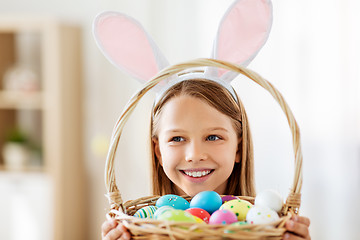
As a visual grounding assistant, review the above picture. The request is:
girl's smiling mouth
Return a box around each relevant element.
[180,169,214,181]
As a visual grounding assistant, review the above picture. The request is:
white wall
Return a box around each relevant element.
[1,0,359,239]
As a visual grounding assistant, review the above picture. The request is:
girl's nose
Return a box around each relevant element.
[185,141,207,162]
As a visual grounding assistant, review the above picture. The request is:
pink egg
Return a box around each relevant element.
[209,209,238,225]
[185,208,211,223]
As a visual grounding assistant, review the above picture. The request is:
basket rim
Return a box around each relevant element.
[104,58,303,216]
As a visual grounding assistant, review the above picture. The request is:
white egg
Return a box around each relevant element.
[255,189,283,213]
[246,205,279,225]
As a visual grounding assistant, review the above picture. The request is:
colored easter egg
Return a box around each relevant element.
[220,199,253,221]
[156,194,190,210]
[231,221,248,226]
[246,205,279,225]
[255,189,283,213]
[157,209,197,223]
[221,195,238,204]
[133,205,158,218]
[185,208,211,223]
[224,221,249,233]
[190,191,222,214]
[209,209,238,225]
[154,206,174,219]
[193,216,206,224]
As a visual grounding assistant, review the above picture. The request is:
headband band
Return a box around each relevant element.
[154,70,238,104]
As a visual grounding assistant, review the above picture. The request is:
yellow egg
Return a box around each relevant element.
[220,199,253,221]
[191,216,206,233]
[193,216,206,224]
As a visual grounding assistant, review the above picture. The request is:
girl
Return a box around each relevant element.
[101,79,311,240]
[94,1,311,239]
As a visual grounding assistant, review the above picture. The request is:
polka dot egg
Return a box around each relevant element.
[133,205,158,218]
[209,209,238,225]
[220,199,253,221]
[246,205,279,224]
[156,194,190,210]
[185,208,211,223]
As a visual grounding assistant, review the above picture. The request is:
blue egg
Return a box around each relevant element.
[190,191,222,214]
[154,205,175,219]
[156,194,190,210]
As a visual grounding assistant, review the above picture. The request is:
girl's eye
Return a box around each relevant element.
[170,136,184,142]
[206,135,220,141]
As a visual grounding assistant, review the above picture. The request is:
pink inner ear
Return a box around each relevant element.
[217,0,272,76]
[97,15,159,81]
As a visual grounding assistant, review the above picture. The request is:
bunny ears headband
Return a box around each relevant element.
[93,0,273,102]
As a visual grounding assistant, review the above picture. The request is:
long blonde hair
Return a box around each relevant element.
[150,79,255,197]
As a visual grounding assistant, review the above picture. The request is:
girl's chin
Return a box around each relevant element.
[175,180,228,196]
[179,186,218,197]
[174,185,208,196]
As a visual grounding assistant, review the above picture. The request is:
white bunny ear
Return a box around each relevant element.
[93,11,169,84]
[210,0,273,80]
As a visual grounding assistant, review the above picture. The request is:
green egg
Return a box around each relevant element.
[231,221,248,226]
[225,221,249,233]
[157,209,197,223]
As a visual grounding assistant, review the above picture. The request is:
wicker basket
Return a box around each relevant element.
[104,58,303,239]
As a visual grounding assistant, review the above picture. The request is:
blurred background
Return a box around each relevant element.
[0,0,359,239]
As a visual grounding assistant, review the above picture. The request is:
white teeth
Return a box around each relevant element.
[184,170,211,178]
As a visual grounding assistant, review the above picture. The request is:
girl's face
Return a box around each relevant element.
[153,95,240,196]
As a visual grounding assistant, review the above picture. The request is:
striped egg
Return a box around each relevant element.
[133,205,158,218]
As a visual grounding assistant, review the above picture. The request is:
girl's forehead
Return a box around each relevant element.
[162,95,216,115]
[158,95,234,130]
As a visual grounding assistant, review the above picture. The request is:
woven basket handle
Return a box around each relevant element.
[104,58,303,216]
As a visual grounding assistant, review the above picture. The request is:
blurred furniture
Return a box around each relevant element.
[0,16,85,240]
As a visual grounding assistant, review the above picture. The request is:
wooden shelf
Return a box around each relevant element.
[0,164,45,173]
[0,90,42,109]
[0,17,85,240]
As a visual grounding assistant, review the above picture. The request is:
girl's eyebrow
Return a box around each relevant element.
[206,127,229,132]
[164,129,185,133]
[165,127,229,133]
